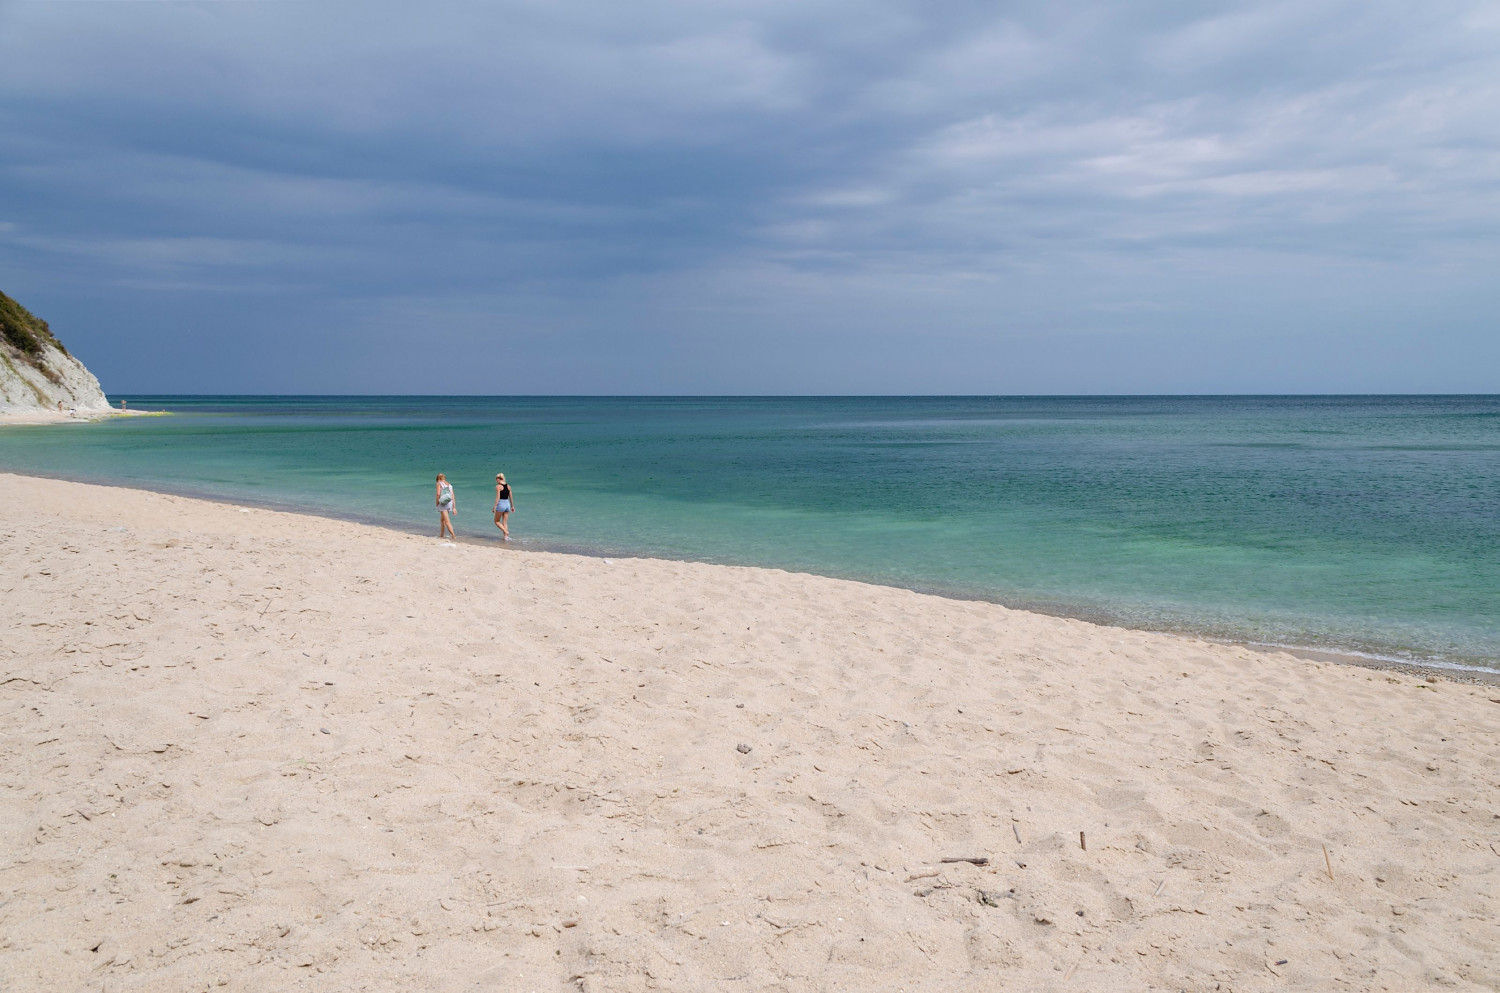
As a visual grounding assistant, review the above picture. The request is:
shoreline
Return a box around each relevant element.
[2,466,1494,684]
[5,471,1499,990]
[0,406,165,426]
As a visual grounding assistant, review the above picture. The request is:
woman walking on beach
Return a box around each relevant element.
[435,473,457,540]
[493,472,515,541]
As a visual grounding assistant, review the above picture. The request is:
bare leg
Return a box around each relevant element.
[441,511,456,540]
[494,511,504,532]
[499,511,510,539]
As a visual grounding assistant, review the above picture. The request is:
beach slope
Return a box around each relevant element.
[1,473,1496,991]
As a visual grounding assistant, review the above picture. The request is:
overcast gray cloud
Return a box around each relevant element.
[1,0,1497,393]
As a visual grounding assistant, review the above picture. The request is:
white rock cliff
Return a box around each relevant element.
[1,292,111,414]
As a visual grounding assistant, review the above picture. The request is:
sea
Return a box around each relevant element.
[3,395,1497,672]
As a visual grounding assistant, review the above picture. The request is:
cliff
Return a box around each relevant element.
[0,291,111,414]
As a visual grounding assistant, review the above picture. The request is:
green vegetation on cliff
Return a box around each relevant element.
[1,291,67,361]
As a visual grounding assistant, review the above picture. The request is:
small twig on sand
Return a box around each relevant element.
[761,914,813,933]
[1080,831,1086,851]
[940,857,989,866]
[1323,844,1334,881]
[906,871,940,882]
[1153,879,1165,897]
[1012,823,1022,844]
[1063,959,1080,981]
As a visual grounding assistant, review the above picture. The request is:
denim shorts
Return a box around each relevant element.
[494,499,511,513]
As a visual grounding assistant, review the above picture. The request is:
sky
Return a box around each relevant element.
[1,0,1498,394]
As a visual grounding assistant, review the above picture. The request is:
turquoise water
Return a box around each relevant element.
[3,395,1497,669]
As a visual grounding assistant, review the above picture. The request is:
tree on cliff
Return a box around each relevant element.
[1,291,78,392]
[1,291,68,358]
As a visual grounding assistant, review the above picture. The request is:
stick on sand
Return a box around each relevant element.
[1323,844,1334,881]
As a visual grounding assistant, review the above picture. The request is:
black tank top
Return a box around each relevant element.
[498,484,511,500]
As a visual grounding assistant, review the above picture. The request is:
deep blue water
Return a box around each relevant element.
[3,395,1497,669]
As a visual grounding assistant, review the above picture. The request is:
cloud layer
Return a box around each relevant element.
[2,0,1497,392]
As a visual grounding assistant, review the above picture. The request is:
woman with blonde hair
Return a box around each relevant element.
[435,472,457,540]
[493,472,515,541]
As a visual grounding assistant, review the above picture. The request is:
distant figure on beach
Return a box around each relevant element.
[56,401,62,412]
[121,399,127,410]
[435,473,457,540]
[493,472,515,541]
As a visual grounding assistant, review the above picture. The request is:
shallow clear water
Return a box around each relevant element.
[3,395,1497,668]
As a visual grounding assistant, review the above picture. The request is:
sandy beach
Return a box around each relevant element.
[0,409,155,427]
[2,472,1497,992]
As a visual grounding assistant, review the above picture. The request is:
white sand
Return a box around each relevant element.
[2,473,1497,991]
[0,408,155,426]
